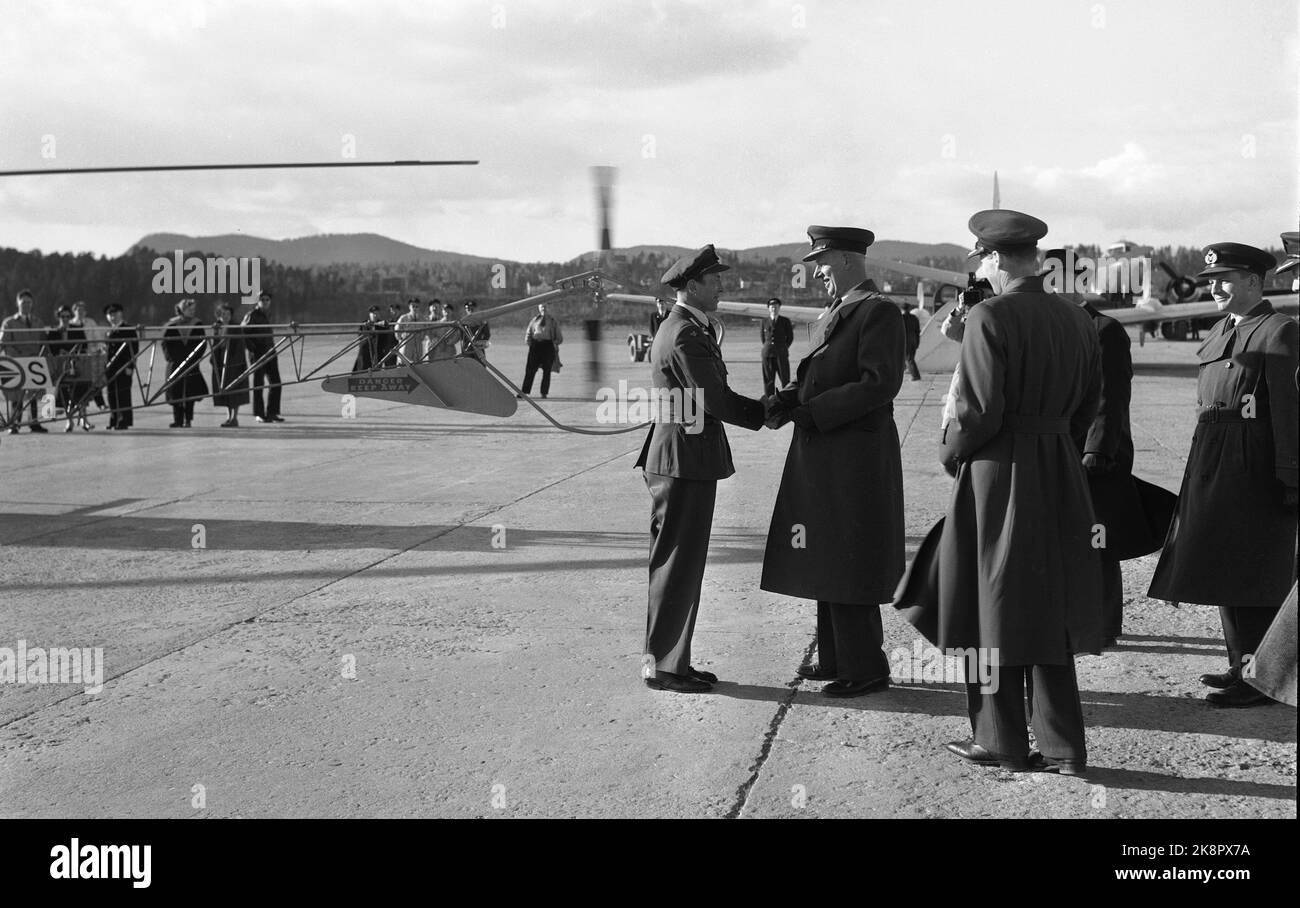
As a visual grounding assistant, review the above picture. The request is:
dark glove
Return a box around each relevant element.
[1284,486,1299,509]
[1082,452,1113,476]
[789,407,816,431]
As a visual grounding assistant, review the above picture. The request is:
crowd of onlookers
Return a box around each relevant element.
[1,290,505,433]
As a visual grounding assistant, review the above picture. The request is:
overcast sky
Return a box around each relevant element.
[1,0,1296,260]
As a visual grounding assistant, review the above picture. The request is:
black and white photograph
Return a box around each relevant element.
[0,0,1295,883]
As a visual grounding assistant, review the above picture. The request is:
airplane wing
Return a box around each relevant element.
[607,292,828,324]
[863,253,967,286]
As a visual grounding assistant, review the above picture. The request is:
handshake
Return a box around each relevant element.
[761,388,814,431]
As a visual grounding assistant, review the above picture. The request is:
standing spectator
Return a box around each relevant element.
[428,295,449,356]
[211,301,250,428]
[461,300,491,358]
[162,298,209,428]
[353,306,384,371]
[241,290,284,423]
[46,305,92,431]
[1,289,48,433]
[901,302,922,381]
[428,301,459,360]
[103,304,138,430]
[375,304,400,366]
[70,300,108,409]
[393,297,425,364]
[759,297,794,395]
[649,298,670,338]
[521,302,563,398]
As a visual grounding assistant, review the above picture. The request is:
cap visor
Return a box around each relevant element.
[1195,265,1237,278]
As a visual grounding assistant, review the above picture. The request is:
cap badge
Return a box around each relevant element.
[1205,250,1218,265]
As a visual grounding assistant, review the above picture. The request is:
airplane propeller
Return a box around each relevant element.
[1157,261,1202,303]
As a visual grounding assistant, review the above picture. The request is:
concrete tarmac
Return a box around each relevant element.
[1,325,1294,818]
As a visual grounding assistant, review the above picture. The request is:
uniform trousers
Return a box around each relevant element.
[815,601,889,681]
[1221,605,1281,677]
[966,662,1086,762]
[644,472,716,675]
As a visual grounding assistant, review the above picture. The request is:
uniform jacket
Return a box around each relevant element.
[649,310,669,337]
[760,315,794,357]
[635,305,763,480]
[1076,301,1170,560]
[760,283,907,604]
[933,275,1104,664]
[1148,304,1299,608]
[105,325,139,376]
[353,320,383,371]
[240,307,275,359]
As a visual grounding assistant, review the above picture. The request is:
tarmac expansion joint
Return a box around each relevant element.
[724,635,818,819]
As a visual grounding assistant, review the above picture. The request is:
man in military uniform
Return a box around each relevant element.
[636,245,765,693]
[1044,248,1138,645]
[1,289,49,433]
[934,211,1103,774]
[1149,243,1299,707]
[759,297,794,396]
[760,227,906,697]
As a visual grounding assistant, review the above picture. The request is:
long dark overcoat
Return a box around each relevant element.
[760,284,906,605]
[1148,304,1299,608]
[932,275,1104,665]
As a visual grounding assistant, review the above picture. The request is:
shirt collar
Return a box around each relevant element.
[674,301,709,326]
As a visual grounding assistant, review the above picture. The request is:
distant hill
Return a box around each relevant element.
[129,232,500,268]
[129,231,969,272]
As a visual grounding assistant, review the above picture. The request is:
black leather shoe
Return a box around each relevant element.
[645,671,712,693]
[822,676,889,698]
[29,424,48,433]
[945,738,1034,772]
[1199,671,1236,689]
[796,663,837,681]
[1030,752,1088,776]
[687,666,718,684]
[1206,681,1270,708]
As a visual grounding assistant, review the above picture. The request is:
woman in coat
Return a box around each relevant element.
[162,298,209,427]
[210,301,250,427]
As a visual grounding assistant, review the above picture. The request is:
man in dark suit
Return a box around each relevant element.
[649,298,670,338]
[759,297,794,396]
[901,303,922,381]
[1149,243,1299,707]
[936,210,1103,775]
[103,303,138,430]
[635,245,765,693]
[761,227,906,697]
[1043,248,1136,646]
[241,290,284,423]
